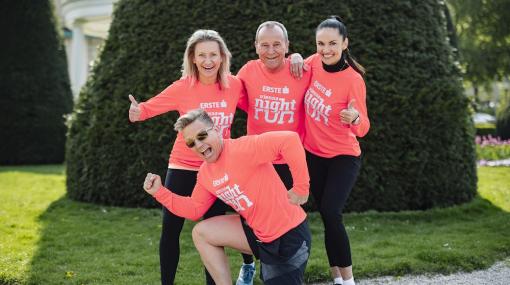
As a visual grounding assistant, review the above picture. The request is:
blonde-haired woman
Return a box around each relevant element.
[128,29,251,285]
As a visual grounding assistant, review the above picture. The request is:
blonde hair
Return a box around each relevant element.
[182,30,231,89]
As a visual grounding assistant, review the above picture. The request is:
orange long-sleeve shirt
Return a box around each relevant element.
[138,75,244,169]
[303,54,370,157]
[236,59,311,163]
[153,131,309,242]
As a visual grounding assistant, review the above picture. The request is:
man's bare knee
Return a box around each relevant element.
[192,222,206,244]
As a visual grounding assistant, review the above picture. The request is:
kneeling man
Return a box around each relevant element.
[143,109,311,285]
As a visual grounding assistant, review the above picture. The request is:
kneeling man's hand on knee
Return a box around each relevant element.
[143,173,162,195]
[287,189,308,205]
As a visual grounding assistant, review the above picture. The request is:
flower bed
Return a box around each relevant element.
[476,135,510,166]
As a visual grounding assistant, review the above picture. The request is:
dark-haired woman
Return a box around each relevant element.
[303,16,370,285]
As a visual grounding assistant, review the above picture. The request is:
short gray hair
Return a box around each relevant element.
[255,21,289,42]
[174,109,214,132]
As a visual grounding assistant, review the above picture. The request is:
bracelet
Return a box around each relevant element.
[351,113,360,124]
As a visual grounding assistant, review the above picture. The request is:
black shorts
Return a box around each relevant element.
[240,217,311,285]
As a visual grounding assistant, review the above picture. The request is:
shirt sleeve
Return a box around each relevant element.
[304,54,316,66]
[348,77,370,137]
[247,132,310,196]
[138,82,181,121]
[235,67,249,112]
[152,179,216,221]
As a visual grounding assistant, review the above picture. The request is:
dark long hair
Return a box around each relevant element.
[317,16,365,75]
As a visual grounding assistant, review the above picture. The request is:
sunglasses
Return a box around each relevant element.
[185,127,213,148]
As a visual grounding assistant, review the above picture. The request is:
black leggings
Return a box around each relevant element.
[159,168,253,285]
[273,163,293,190]
[305,151,361,267]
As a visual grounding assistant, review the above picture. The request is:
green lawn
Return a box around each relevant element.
[0,166,509,285]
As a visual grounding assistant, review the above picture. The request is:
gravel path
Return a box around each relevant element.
[309,259,510,285]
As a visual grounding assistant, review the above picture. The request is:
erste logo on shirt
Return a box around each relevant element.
[212,173,229,187]
[200,100,228,109]
[262,85,290,94]
[197,101,233,137]
[313,80,332,97]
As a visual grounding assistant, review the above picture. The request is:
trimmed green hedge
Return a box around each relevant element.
[476,123,497,137]
[66,0,476,211]
[0,0,73,164]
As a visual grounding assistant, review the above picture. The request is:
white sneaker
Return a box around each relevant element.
[235,263,256,285]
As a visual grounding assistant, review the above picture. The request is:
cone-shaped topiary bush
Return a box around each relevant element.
[66,0,476,210]
[0,0,73,164]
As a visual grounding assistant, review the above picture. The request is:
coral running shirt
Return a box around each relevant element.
[138,75,244,169]
[153,131,309,242]
[237,59,311,163]
[303,54,370,157]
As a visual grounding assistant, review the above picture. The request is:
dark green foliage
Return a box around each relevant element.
[344,1,477,211]
[476,126,497,137]
[0,0,73,164]
[447,0,510,86]
[496,94,510,140]
[67,0,476,210]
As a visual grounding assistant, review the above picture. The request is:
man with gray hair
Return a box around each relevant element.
[235,21,311,284]
[143,109,311,285]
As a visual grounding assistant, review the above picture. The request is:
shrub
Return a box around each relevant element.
[496,94,510,140]
[475,123,497,136]
[0,0,73,164]
[66,0,476,210]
